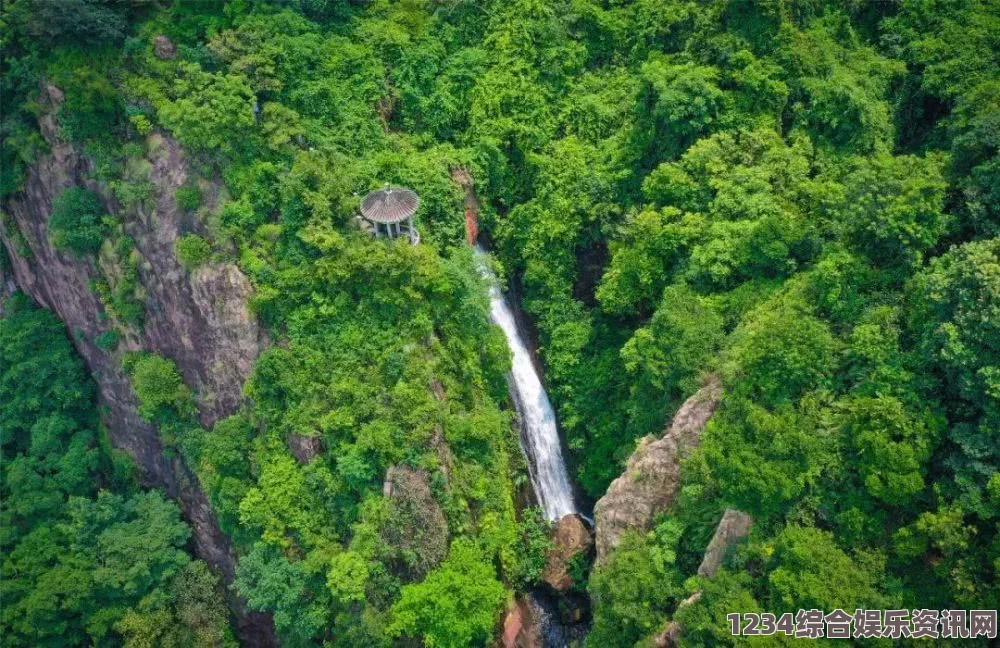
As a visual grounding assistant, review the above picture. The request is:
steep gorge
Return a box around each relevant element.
[0,83,275,645]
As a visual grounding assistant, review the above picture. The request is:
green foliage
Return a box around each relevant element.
[150,63,255,153]
[672,570,761,648]
[388,539,508,648]
[234,543,330,647]
[1,297,233,646]
[126,353,195,424]
[621,284,723,435]
[92,234,145,328]
[4,0,147,47]
[48,187,111,256]
[9,0,1000,643]
[174,185,202,212]
[94,329,121,351]
[587,520,685,647]
[597,208,702,316]
[174,233,212,270]
[765,525,885,611]
[114,561,237,648]
[724,297,839,407]
[837,152,950,268]
[509,507,553,589]
[0,292,101,530]
[908,237,1000,518]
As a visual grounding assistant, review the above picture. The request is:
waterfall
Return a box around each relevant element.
[474,246,576,521]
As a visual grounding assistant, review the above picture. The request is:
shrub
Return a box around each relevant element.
[95,329,121,351]
[128,353,194,422]
[111,177,155,209]
[175,185,202,211]
[175,233,212,270]
[49,187,109,255]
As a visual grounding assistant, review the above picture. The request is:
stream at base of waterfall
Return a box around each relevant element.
[474,246,577,522]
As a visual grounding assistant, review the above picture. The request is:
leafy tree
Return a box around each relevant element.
[3,300,233,647]
[587,519,685,647]
[908,237,1000,516]
[703,400,828,521]
[153,63,255,153]
[48,187,110,256]
[389,539,507,648]
[620,284,723,436]
[174,233,212,270]
[597,208,703,316]
[724,297,839,407]
[234,543,331,647]
[837,152,950,268]
[672,570,761,648]
[126,353,195,424]
[4,0,146,47]
[765,525,885,612]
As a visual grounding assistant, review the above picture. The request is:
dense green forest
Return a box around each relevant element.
[0,295,235,646]
[1,0,998,646]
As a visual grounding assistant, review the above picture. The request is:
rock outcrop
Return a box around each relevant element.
[695,508,752,578]
[655,509,752,647]
[541,513,593,593]
[593,375,723,563]
[153,35,176,59]
[382,465,449,580]
[451,167,479,245]
[500,598,544,648]
[0,83,274,645]
[287,432,324,464]
[0,260,18,312]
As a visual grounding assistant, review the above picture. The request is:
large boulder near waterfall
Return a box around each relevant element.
[500,598,543,648]
[593,375,723,563]
[541,513,593,593]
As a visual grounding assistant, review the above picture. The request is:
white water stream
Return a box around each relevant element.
[475,246,576,521]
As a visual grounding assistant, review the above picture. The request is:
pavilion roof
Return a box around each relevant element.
[359,186,420,224]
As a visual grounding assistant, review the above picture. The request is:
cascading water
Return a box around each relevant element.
[474,246,576,521]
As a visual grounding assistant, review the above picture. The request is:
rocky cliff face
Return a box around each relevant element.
[593,374,723,563]
[0,84,274,645]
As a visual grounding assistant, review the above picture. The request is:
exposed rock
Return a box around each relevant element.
[696,509,752,578]
[138,133,265,428]
[655,593,701,648]
[0,82,274,646]
[654,509,752,647]
[541,513,593,593]
[500,598,543,648]
[153,35,176,59]
[376,91,397,126]
[594,375,723,563]
[0,259,17,313]
[524,590,591,646]
[382,465,448,580]
[287,432,324,464]
[429,378,454,482]
[451,167,479,245]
